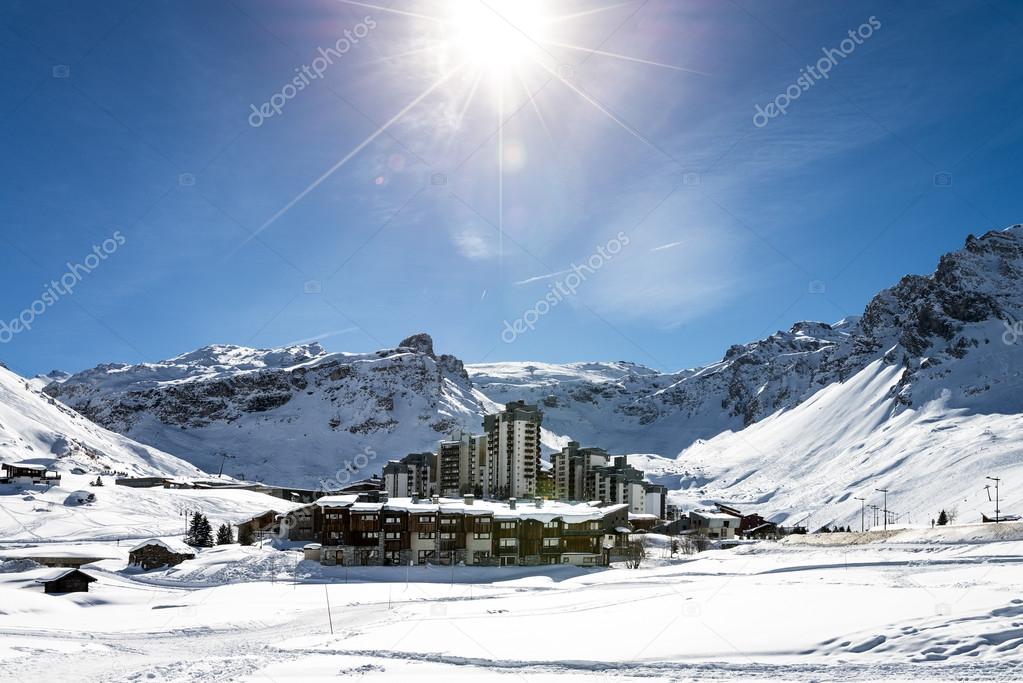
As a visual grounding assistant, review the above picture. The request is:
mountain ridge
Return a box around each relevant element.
[39,225,1023,499]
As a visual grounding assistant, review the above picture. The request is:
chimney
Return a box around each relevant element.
[411,495,419,504]
[509,497,517,510]
[463,494,475,506]
[432,495,440,504]
[535,498,543,508]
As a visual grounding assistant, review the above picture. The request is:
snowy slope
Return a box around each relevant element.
[0,473,299,543]
[665,226,1023,527]
[46,334,493,487]
[0,364,203,479]
[671,356,1023,529]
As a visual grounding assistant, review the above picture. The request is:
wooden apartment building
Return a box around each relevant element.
[282,494,628,567]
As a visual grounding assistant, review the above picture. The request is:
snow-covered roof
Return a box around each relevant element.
[2,461,48,471]
[691,509,741,521]
[629,513,658,520]
[129,538,195,554]
[316,494,360,508]
[33,568,97,583]
[316,496,627,523]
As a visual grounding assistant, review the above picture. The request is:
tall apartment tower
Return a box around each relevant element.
[481,401,543,499]
[552,441,610,501]
[382,452,436,498]
[436,431,487,497]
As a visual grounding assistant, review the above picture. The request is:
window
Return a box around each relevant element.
[440,517,458,525]
[385,517,400,524]
[544,521,559,529]
[419,515,435,524]
[385,532,400,540]
[473,551,490,564]
[543,537,560,547]
[474,532,491,540]
[499,538,517,548]
[588,522,600,530]
[417,550,435,564]
[329,531,342,540]
[418,532,435,540]
[440,532,455,540]
[384,551,401,565]
[500,522,516,530]
[363,531,379,540]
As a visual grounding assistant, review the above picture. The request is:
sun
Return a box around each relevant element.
[445,0,551,76]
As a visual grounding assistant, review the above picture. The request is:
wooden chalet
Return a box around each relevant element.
[128,539,196,569]
[37,569,97,594]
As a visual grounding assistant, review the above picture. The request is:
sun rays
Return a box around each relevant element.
[248,1,703,253]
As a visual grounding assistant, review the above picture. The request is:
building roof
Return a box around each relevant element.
[129,538,195,555]
[2,461,49,471]
[691,509,741,521]
[315,496,627,523]
[33,568,97,584]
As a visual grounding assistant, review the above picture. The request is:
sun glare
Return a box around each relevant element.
[446,0,550,75]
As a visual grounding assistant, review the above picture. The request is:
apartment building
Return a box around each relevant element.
[306,494,628,567]
[436,432,487,497]
[382,452,436,498]
[591,456,667,519]
[551,441,610,500]
[482,401,543,499]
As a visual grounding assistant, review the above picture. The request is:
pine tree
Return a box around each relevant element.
[215,523,234,545]
[186,512,214,547]
[937,509,949,526]
[237,524,254,546]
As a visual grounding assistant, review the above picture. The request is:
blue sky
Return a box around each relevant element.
[1,0,1022,378]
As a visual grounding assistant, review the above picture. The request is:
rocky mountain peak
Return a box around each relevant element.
[398,333,435,357]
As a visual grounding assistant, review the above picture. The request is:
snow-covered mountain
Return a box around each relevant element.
[0,363,203,478]
[666,226,1023,527]
[468,317,859,457]
[27,369,70,392]
[39,225,1023,514]
[474,226,1023,462]
[45,334,493,486]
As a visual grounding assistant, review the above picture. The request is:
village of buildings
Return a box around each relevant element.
[0,401,778,582]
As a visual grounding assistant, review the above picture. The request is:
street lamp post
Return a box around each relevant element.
[854,497,866,533]
[876,489,889,531]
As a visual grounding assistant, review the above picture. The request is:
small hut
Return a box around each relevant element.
[128,538,196,570]
[36,569,97,594]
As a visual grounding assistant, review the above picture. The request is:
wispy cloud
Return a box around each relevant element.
[514,269,572,285]
[453,227,492,260]
[650,240,684,252]
[283,327,359,346]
